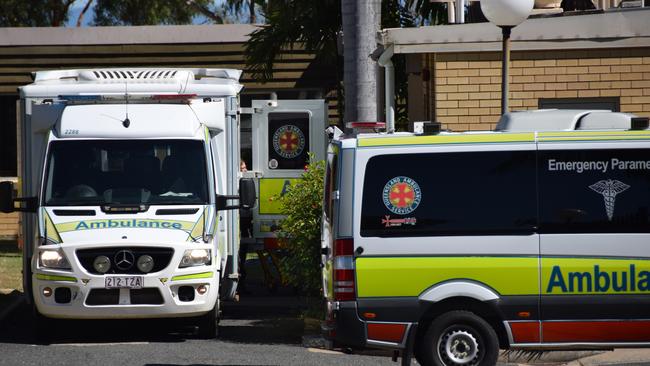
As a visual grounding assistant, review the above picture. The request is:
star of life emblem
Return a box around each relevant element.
[382,176,422,215]
[589,179,630,221]
[272,125,305,159]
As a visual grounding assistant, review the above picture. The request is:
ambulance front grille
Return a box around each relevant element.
[76,247,174,275]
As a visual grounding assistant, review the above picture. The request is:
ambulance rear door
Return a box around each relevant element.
[250,99,327,239]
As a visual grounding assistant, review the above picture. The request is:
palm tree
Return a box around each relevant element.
[226,0,267,24]
[245,0,446,126]
[341,0,381,123]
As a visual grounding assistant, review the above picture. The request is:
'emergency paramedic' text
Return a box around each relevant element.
[548,158,650,173]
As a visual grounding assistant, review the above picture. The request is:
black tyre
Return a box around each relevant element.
[32,305,53,344]
[196,303,219,339]
[418,310,499,366]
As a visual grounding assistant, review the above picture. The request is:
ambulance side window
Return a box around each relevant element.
[360,151,537,237]
[538,148,650,233]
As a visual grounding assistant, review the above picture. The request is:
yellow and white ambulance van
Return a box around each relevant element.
[322,110,650,366]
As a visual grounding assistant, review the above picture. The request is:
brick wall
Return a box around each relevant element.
[0,212,19,240]
[432,48,650,131]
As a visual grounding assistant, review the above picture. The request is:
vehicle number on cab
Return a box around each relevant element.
[105,276,143,289]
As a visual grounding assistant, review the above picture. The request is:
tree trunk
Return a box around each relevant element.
[341,0,381,124]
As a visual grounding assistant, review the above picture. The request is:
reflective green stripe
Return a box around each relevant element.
[171,271,213,281]
[355,257,538,298]
[357,130,650,147]
[258,178,298,215]
[358,133,535,147]
[35,274,77,282]
[539,130,650,140]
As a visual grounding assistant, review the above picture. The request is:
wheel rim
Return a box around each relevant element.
[437,327,482,365]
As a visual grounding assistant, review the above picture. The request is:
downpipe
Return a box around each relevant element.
[377,45,395,134]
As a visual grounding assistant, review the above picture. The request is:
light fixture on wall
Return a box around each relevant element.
[480,0,534,115]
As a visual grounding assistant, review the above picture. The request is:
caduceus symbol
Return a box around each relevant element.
[589,179,630,221]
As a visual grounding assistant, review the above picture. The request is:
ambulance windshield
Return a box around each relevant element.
[43,139,209,206]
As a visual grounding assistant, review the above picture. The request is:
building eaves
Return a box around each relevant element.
[381,8,650,54]
[0,24,259,46]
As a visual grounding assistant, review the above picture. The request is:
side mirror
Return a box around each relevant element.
[239,178,256,209]
[0,181,13,213]
[215,179,257,211]
[0,181,38,213]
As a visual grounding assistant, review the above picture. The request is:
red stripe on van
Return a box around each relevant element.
[543,321,650,342]
[367,323,407,343]
[509,321,540,343]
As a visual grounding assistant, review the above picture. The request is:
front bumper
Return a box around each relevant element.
[33,243,219,319]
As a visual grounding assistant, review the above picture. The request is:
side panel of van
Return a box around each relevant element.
[538,141,650,344]
[353,143,541,343]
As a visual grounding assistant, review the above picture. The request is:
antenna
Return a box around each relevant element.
[123,81,130,128]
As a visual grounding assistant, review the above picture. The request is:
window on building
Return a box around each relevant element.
[360,150,537,237]
[539,97,620,112]
[539,148,650,233]
[0,95,18,177]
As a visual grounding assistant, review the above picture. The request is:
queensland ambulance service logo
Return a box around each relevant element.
[589,179,630,221]
[272,124,305,159]
[383,176,422,215]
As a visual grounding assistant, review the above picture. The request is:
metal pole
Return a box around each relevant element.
[447,1,455,24]
[378,45,395,133]
[456,0,465,24]
[501,26,512,116]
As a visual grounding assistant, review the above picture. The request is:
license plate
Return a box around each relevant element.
[105,276,144,289]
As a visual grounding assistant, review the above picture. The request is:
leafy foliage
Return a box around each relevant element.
[275,154,325,295]
[93,0,215,26]
[246,0,447,128]
[0,0,75,26]
[245,0,341,82]
[225,0,267,24]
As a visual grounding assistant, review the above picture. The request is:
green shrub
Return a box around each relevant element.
[276,153,325,296]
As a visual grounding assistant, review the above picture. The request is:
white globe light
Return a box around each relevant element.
[481,0,534,27]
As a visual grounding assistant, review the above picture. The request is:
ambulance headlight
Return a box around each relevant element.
[179,249,211,268]
[39,249,71,270]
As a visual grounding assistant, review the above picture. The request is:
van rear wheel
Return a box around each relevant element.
[419,310,498,366]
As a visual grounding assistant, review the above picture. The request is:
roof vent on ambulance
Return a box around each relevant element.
[81,69,191,82]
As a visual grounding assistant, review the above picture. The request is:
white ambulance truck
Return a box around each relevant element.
[0,68,256,338]
[322,110,650,366]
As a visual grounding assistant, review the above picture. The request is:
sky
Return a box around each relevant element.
[66,1,95,26]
